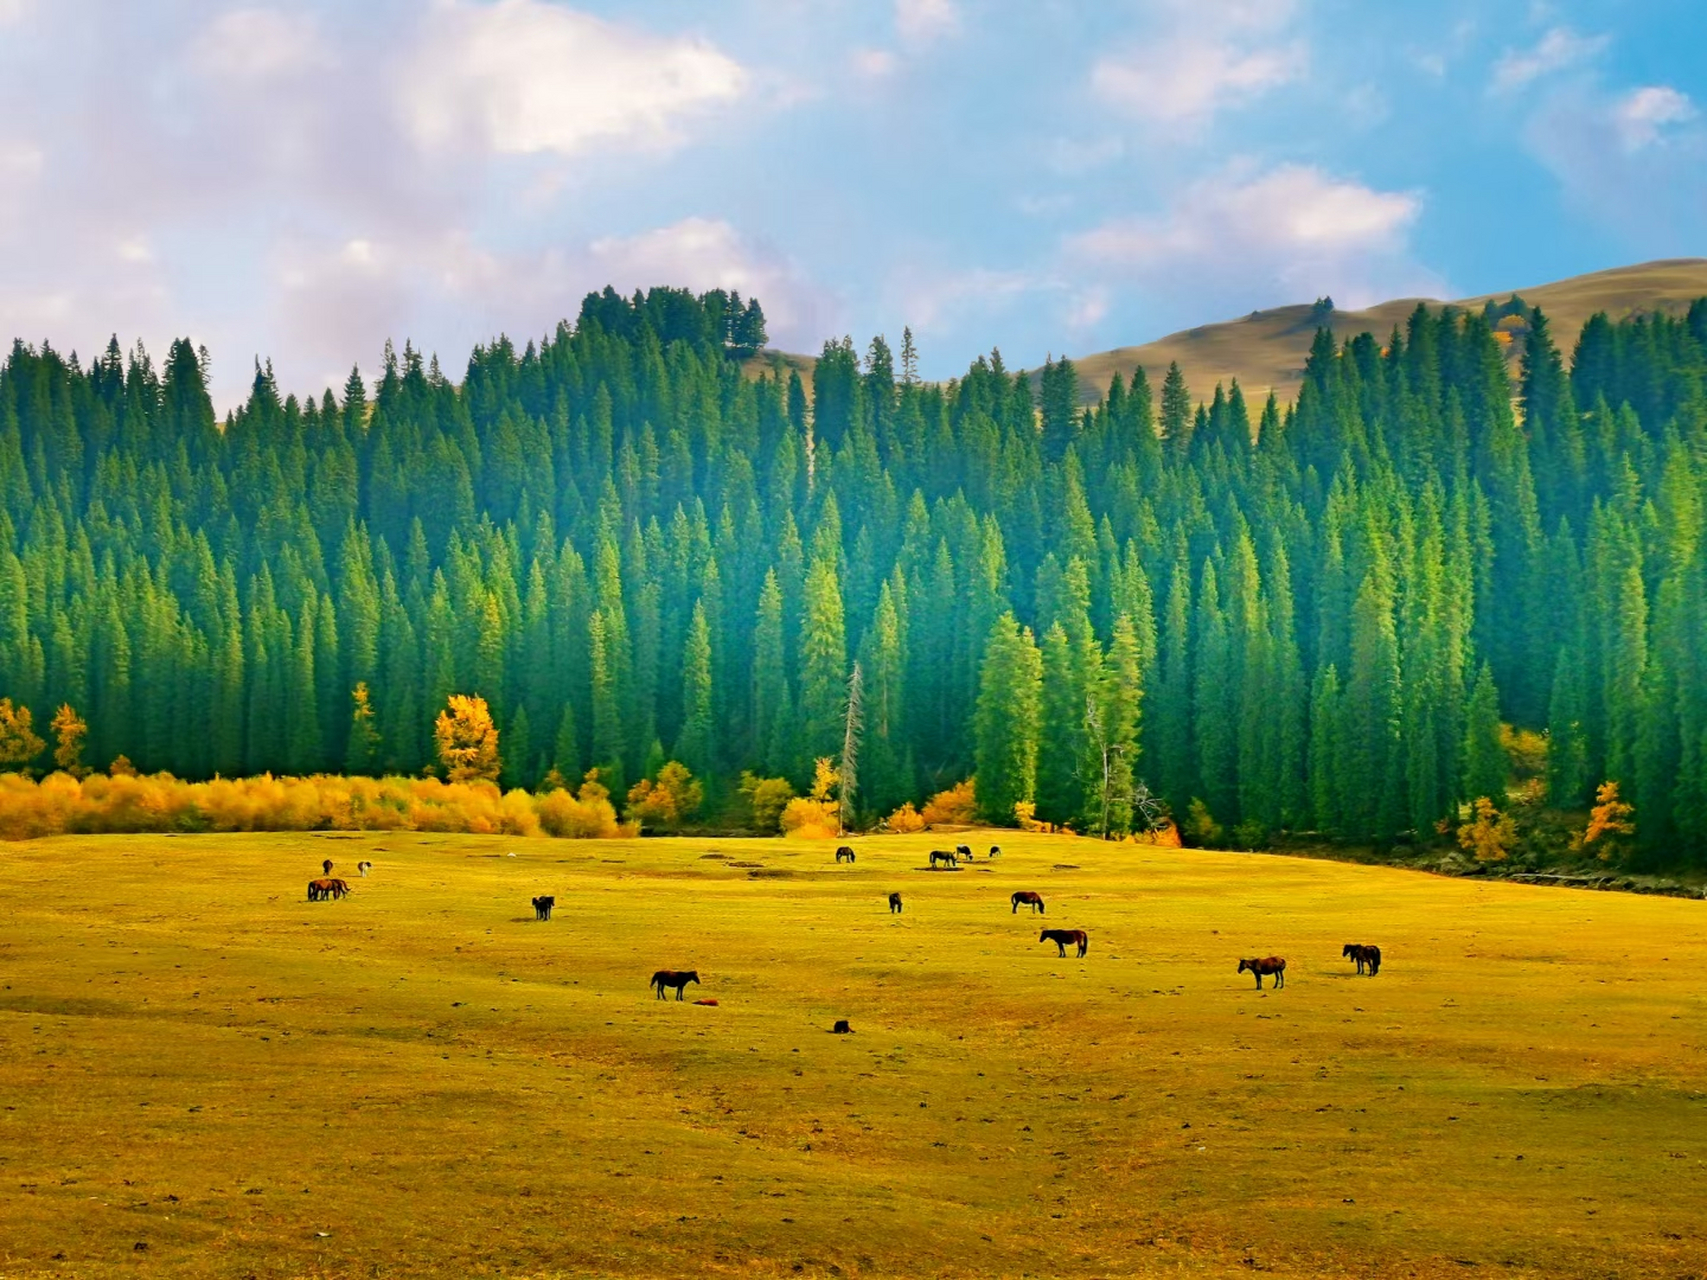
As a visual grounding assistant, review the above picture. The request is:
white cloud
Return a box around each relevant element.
[1067,163,1435,308]
[589,217,818,334]
[402,1,746,158]
[192,8,330,80]
[0,138,42,183]
[1522,83,1706,246]
[895,0,959,48]
[891,265,1041,334]
[0,0,31,23]
[1091,1,1305,127]
[1490,26,1608,94]
[850,48,899,79]
[1613,85,1697,151]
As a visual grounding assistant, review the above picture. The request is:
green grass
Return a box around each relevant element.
[3,831,1705,1278]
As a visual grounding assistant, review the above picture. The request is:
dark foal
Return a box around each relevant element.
[651,970,700,1000]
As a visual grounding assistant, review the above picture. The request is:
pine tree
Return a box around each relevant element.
[1463,661,1506,806]
[974,614,1041,824]
[799,552,847,768]
[675,601,715,782]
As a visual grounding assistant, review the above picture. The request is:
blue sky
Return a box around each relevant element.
[0,0,1702,408]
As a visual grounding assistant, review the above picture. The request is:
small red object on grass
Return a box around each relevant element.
[693,998,719,1006]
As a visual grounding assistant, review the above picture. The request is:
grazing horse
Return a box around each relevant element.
[1040,928,1088,958]
[1011,890,1045,914]
[1238,956,1286,989]
[651,970,700,1001]
[955,843,973,862]
[831,1019,852,1034]
[322,858,334,876]
[325,878,350,900]
[307,877,343,901]
[357,860,372,877]
[532,895,555,921]
[836,846,857,863]
[929,849,958,869]
[1343,943,1381,975]
[888,891,903,914]
[988,845,1002,859]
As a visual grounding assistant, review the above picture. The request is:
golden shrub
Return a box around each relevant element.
[885,801,926,833]
[920,779,977,826]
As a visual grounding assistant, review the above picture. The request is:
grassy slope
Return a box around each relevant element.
[744,259,1707,408]
[1061,258,1707,406]
[2,831,1704,1279]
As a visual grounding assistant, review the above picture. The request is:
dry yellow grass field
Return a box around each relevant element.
[2,830,1704,1279]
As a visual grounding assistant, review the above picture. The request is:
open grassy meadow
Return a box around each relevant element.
[2,831,1704,1279]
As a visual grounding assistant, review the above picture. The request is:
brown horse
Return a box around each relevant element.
[1343,943,1381,975]
[836,846,857,863]
[888,891,903,913]
[322,858,333,876]
[1238,956,1286,989]
[1040,928,1088,957]
[325,878,350,900]
[651,970,700,1000]
[1011,890,1044,914]
[307,877,344,901]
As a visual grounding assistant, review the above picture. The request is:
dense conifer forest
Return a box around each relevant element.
[2,285,1706,866]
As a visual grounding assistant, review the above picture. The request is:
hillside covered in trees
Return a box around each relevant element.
[2,285,1706,867]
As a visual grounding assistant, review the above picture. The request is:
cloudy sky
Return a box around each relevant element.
[1,0,1702,408]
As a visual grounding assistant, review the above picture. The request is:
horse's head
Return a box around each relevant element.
[1342,943,1357,957]
[685,971,700,984]
[1237,958,1252,973]
[1039,929,1049,942]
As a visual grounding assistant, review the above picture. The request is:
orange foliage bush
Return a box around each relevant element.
[884,801,926,833]
[0,768,622,841]
[920,779,977,826]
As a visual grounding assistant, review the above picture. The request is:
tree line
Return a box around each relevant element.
[1,284,1705,864]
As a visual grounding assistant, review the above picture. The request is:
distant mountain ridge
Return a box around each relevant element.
[748,259,1707,406]
[1052,258,1707,406]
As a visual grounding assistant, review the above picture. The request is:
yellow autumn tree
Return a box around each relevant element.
[1457,796,1516,863]
[920,778,977,826]
[626,760,704,831]
[434,694,501,784]
[1583,780,1635,862]
[739,772,797,834]
[884,801,926,833]
[50,704,88,777]
[780,757,840,838]
[0,698,45,773]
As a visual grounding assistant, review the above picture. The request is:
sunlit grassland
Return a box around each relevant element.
[1,830,1704,1279]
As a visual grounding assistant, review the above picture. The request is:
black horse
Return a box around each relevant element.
[532,895,555,921]
[651,970,701,1001]
[955,843,973,862]
[1040,928,1088,958]
[836,846,857,863]
[929,849,958,868]
[888,891,903,913]
[1343,943,1381,975]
